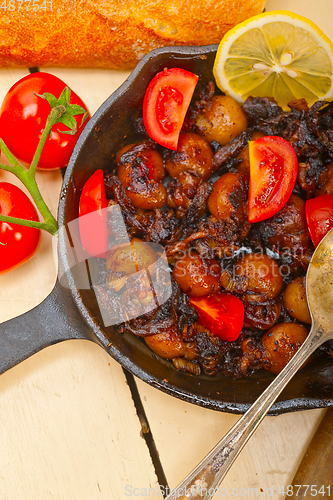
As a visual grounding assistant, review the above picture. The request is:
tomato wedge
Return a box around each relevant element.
[189,293,244,341]
[143,67,198,150]
[305,194,333,247]
[79,169,108,258]
[248,135,298,223]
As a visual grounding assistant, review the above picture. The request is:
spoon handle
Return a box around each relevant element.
[165,324,322,500]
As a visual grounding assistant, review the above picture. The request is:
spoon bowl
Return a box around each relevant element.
[307,228,333,333]
[165,228,333,499]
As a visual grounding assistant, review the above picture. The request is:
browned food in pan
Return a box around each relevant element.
[101,83,333,379]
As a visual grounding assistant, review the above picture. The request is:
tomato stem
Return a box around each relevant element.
[0,85,88,236]
[0,153,59,236]
[0,213,52,232]
[22,173,58,235]
[29,105,66,176]
[0,104,70,236]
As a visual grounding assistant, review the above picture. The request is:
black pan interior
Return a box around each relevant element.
[58,44,333,415]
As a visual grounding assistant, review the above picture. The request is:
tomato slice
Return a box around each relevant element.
[79,169,108,258]
[305,194,333,247]
[248,135,298,223]
[143,67,198,150]
[189,293,244,341]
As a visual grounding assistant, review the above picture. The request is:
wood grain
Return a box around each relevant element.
[136,380,324,499]
[0,341,160,499]
[289,408,333,498]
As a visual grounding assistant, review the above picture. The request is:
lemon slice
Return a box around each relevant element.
[213,10,333,110]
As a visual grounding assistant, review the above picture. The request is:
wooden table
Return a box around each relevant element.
[0,0,332,498]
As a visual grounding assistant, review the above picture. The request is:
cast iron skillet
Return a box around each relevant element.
[1,45,333,415]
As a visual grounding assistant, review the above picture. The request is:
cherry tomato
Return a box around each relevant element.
[305,194,333,247]
[248,136,298,223]
[79,169,108,258]
[189,293,244,341]
[0,72,90,170]
[0,182,41,273]
[143,67,198,150]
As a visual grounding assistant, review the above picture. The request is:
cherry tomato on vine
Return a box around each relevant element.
[143,67,198,150]
[79,169,108,258]
[305,194,333,247]
[0,72,90,170]
[248,135,298,223]
[189,293,244,341]
[0,182,41,273]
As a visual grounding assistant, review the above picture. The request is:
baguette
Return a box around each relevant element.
[0,0,266,69]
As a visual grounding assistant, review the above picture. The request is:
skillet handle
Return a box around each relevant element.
[0,280,94,375]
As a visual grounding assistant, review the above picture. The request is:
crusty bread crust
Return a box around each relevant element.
[0,0,266,69]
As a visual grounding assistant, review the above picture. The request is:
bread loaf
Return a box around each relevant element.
[0,0,266,69]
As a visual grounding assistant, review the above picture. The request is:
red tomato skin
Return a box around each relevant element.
[0,182,41,273]
[143,67,198,150]
[0,72,90,170]
[79,170,108,258]
[305,194,333,247]
[190,293,244,341]
[248,136,298,223]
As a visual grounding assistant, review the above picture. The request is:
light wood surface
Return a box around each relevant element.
[0,1,332,498]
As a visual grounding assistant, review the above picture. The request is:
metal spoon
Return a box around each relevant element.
[165,228,333,500]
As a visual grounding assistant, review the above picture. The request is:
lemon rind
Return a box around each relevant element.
[213,10,333,107]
